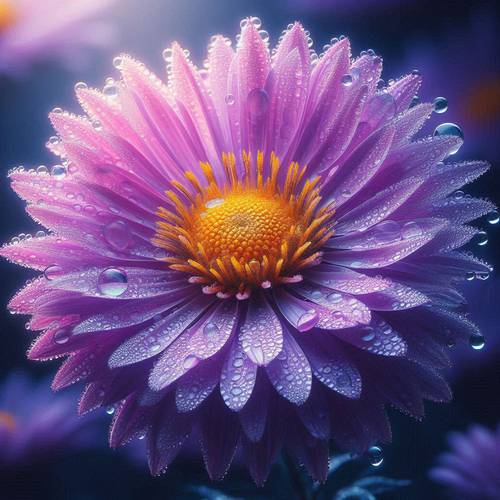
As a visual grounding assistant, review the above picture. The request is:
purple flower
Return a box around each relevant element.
[1,18,493,484]
[430,424,500,499]
[0,0,117,77]
[0,371,101,469]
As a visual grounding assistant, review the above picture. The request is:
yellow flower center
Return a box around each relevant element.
[0,1,16,33]
[153,152,334,299]
[0,410,16,431]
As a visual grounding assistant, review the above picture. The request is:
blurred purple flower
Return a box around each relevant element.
[1,18,493,485]
[0,0,117,77]
[286,0,410,13]
[430,424,500,499]
[405,9,500,163]
[0,371,101,469]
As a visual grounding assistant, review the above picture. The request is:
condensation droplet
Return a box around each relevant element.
[103,221,131,250]
[97,268,128,296]
[44,265,63,281]
[367,445,384,467]
[469,334,485,350]
[433,123,464,155]
[433,97,448,114]
[487,210,499,225]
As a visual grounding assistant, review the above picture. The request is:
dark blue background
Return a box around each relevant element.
[1,0,499,498]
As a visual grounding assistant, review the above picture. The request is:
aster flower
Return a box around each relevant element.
[0,0,117,77]
[1,18,494,484]
[0,371,101,470]
[430,424,500,499]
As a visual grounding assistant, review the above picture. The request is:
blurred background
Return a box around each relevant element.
[0,0,499,498]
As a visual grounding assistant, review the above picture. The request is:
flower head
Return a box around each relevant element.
[1,19,493,484]
[0,0,117,76]
[0,371,101,469]
[430,424,500,499]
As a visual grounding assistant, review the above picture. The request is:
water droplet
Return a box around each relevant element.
[373,220,400,244]
[162,48,173,61]
[341,74,353,86]
[35,230,46,238]
[112,56,123,69]
[465,272,475,281]
[367,445,384,467]
[103,221,131,250]
[487,210,499,225]
[97,268,128,296]
[247,88,269,118]
[475,231,488,246]
[44,265,63,281]
[203,322,219,338]
[51,165,67,178]
[36,165,48,174]
[401,221,423,239]
[433,123,464,154]
[469,334,485,350]
[225,94,235,105]
[258,30,269,43]
[183,355,199,370]
[74,82,88,91]
[106,406,115,415]
[476,271,490,281]
[54,328,71,344]
[433,97,448,114]
[103,84,118,98]
[205,198,224,209]
[297,310,318,331]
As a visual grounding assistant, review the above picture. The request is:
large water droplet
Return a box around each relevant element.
[341,74,353,87]
[367,445,384,467]
[54,328,71,344]
[183,355,199,370]
[44,265,63,281]
[433,123,464,155]
[373,220,400,244]
[297,310,319,331]
[469,334,485,350]
[225,94,235,105]
[475,230,488,246]
[106,406,115,415]
[103,221,131,250]
[97,268,128,296]
[401,221,423,239]
[487,210,499,225]
[247,88,269,118]
[51,165,67,178]
[433,97,448,114]
[203,322,219,338]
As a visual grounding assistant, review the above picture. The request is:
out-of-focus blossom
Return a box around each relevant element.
[0,0,117,77]
[430,424,500,499]
[1,17,493,484]
[405,9,500,163]
[0,371,101,470]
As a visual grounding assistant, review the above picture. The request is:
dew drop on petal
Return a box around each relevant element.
[203,322,219,338]
[97,268,128,296]
[341,74,353,86]
[465,272,475,281]
[433,123,463,154]
[433,97,448,114]
[487,210,499,224]
[225,94,235,105]
[51,165,67,178]
[103,221,131,250]
[469,334,485,350]
[54,328,71,345]
[247,88,269,118]
[401,221,423,239]
[106,406,115,415]
[183,355,200,370]
[44,265,63,281]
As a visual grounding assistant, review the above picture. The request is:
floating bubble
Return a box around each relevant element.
[433,97,448,114]
[367,445,384,467]
[97,268,128,296]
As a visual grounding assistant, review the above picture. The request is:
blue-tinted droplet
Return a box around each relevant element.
[367,445,384,467]
[433,97,448,114]
[487,210,499,224]
[475,230,488,246]
[469,334,485,350]
[341,74,353,86]
[97,268,128,296]
[433,123,464,155]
